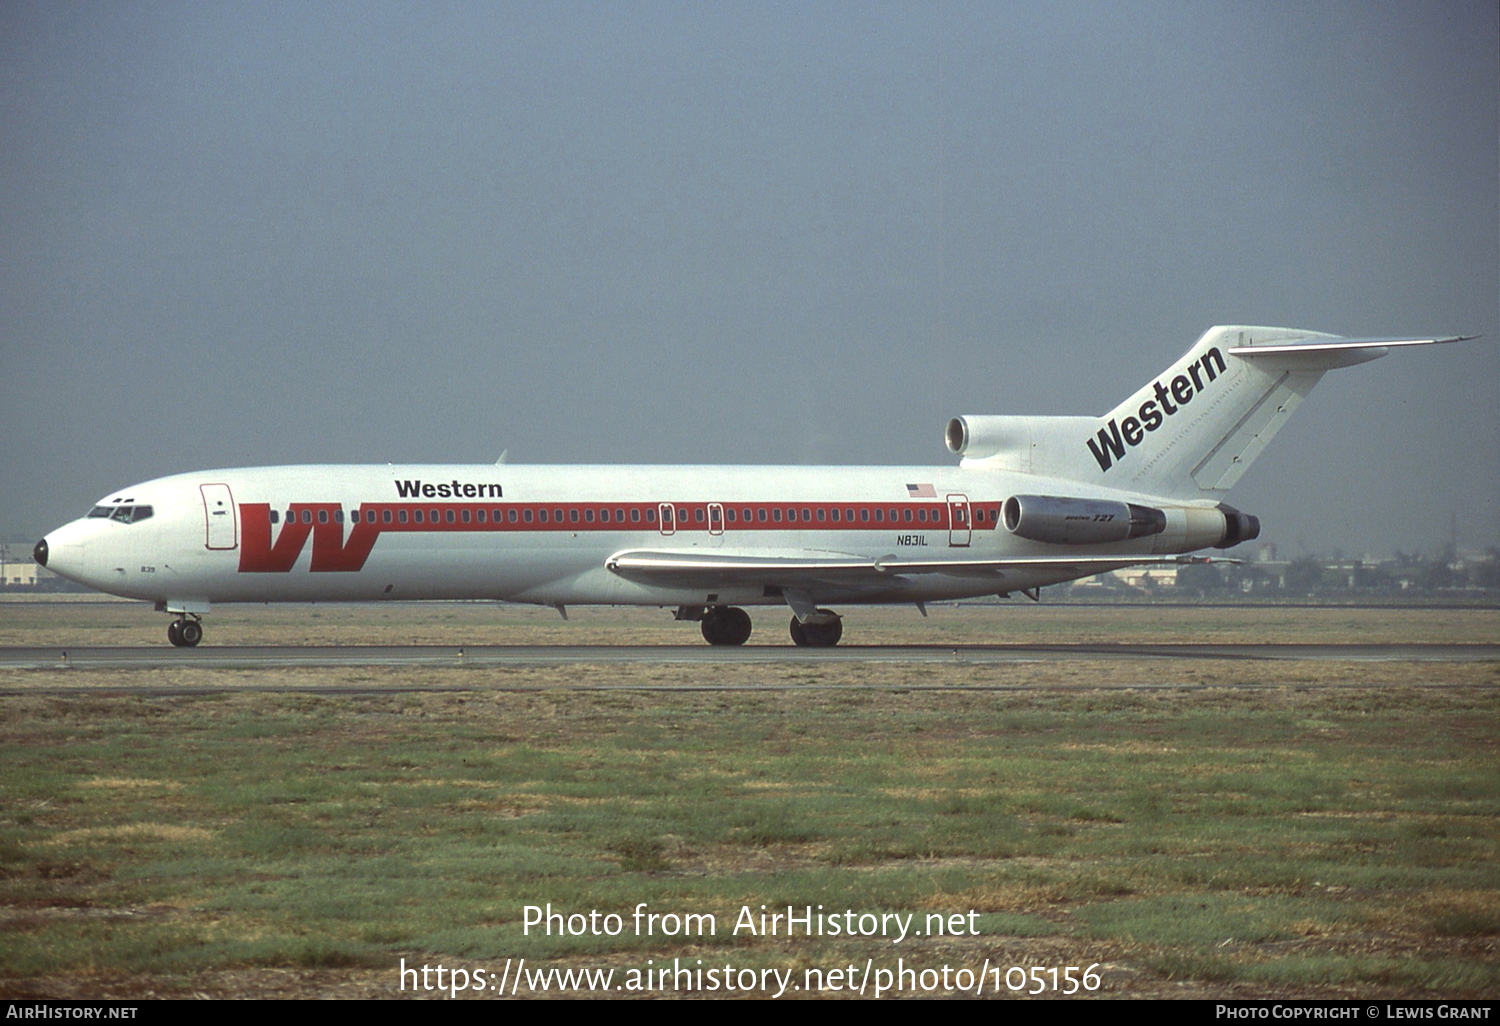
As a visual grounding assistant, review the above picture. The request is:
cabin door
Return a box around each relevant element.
[946,493,972,548]
[200,483,238,550]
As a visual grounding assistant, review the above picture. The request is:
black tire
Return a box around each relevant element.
[792,609,840,648]
[720,607,752,646]
[701,612,727,645]
[178,620,203,647]
[703,607,752,646]
[788,617,808,646]
[801,611,843,647]
[167,620,184,647]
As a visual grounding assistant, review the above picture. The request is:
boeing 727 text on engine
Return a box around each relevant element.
[35,326,1470,647]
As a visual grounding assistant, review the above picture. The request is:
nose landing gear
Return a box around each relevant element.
[167,616,203,648]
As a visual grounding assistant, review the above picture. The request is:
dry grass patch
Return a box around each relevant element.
[45,824,216,845]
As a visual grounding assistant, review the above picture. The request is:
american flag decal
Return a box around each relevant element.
[906,483,937,498]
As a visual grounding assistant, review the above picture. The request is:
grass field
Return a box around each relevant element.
[1,602,1496,999]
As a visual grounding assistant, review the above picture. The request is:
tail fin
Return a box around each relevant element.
[949,326,1470,500]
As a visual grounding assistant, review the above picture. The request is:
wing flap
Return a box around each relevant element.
[605,548,1234,586]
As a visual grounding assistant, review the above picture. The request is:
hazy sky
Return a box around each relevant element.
[3,1,1496,558]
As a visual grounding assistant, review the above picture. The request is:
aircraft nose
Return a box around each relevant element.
[33,537,48,567]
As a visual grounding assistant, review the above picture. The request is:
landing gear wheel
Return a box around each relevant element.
[168,618,202,648]
[701,606,752,646]
[789,611,842,647]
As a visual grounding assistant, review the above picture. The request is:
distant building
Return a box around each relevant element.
[0,544,56,587]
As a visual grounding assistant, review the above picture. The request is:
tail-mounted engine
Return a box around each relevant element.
[1001,495,1260,550]
[1002,495,1167,545]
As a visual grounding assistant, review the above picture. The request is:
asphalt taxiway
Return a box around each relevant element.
[1,642,1496,671]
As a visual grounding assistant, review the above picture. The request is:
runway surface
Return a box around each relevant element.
[2,642,1496,670]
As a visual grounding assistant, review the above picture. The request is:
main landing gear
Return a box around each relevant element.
[166,615,203,648]
[789,611,842,647]
[700,606,753,646]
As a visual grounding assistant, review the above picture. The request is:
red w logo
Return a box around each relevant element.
[238,504,381,572]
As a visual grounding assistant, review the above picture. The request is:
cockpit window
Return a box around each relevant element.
[90,504,153,524]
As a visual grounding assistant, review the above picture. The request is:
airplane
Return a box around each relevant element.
[34,325,1471,648]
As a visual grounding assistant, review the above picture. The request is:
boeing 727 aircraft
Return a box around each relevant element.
[35,326,1469,647]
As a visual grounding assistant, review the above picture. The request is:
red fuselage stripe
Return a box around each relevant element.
[238,501,997,573]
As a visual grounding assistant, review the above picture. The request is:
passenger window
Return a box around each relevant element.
[570,509,579,523]
[461,509,471,523]
[524,509,534,523]
[446,509,456,523]
[631,508,640,523]
[302,510,313,524]
[757,508,767,522]
[555,509,564,522]
[398,510,408,523]
[335,510,344,523]
[772,508,781,522]
[286,510,295,524]
[539,509,548,523]
[829,508,837,522]
[318,510,328,524]
[597,509,606,523]
[508,509,517,523]
[860,508,869,522]
[694,508,704,522]
[270,510,279,524]
[414,510,424,523]
[802,509,811,522]
[646,508,656,523]
[903,509,913,522]
[585,509,594,523]
[616,508,625,522]
[918,509,926,522]
[474,509,483,523]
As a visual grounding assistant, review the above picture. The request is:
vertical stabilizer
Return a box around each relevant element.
[1086,326,1334,499]
[950,326,1466,501]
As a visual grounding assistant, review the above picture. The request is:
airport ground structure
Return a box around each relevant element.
[1068,543,1500,600]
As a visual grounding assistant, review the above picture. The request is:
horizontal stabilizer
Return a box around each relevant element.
[1228,334,1474,356]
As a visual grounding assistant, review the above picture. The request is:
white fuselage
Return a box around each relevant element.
[40,462,1199,611]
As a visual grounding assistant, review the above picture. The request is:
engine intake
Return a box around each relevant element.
[1002,495,1167,545]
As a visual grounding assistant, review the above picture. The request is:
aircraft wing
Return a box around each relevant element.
[604,548,1232,587]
